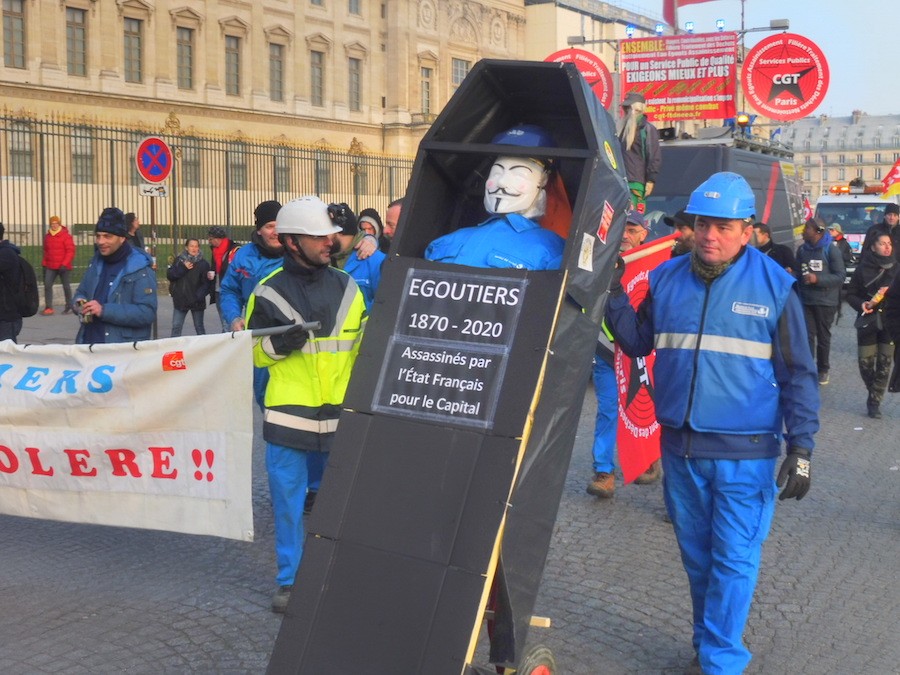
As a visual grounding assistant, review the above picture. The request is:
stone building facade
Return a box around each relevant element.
[1,0,529,156]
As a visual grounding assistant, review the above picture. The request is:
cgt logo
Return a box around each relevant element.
[162,351,187,371]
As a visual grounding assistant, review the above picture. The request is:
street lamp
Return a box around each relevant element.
[566,35,622,70]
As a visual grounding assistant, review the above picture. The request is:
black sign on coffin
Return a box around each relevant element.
[373,268,528,429]
[269,59,631,675]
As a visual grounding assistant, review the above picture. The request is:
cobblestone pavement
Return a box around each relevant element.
[2,299,898,673]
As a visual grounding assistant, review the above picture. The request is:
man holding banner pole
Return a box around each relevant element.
[246,196,367,614]
[605,172,820,674]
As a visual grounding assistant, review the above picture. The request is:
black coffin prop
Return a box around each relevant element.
[268,59,630,674]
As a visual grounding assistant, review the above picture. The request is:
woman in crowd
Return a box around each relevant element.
[167,238,212,337]
[845,233,897,418]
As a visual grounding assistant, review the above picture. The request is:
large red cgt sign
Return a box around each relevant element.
[545,48,614,109]
[741,33,829,121]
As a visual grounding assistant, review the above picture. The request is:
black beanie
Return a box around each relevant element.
[95,207,128,237]
[885,203,899,216]
[254,200,282,229]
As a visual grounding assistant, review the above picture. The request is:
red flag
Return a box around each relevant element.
[802,197,813,221]
[882,159,900,199]
[663,0,719,27]
[614,234,678,483]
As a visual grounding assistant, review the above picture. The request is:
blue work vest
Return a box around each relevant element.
[650,248,795,435]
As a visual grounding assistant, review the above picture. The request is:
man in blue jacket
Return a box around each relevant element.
[74,207,157,344]
[605,172,820,675]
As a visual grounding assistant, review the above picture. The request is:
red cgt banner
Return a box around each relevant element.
[614,234,678,483]
[620,32,738,123]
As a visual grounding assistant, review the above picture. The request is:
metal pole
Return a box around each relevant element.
[249,321,322,337]
[150,197,158,339]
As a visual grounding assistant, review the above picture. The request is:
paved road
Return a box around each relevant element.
[2,297,898,673]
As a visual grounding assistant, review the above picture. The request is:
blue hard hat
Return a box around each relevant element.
[685,172,756,219]
[491,124,556,148]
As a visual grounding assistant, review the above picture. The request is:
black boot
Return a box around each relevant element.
[867,395,882,419]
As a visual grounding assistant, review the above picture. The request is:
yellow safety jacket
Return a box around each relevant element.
[246,256,367,452]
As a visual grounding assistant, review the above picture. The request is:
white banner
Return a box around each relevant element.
[0,332,255,541]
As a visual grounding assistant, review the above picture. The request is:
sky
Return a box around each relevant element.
[615,0,894,117]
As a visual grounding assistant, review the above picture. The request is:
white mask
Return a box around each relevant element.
[483,156,549,219]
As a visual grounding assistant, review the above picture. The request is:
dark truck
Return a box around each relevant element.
[644,129,805,248]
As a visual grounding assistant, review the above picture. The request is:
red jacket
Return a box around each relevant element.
[42,226,76,270]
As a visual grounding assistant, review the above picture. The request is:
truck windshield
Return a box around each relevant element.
[815,202,885,235]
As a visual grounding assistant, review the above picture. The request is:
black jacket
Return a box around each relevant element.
[846,251,897,324]
[758,240,797,273]
[0,240,23,321]
[167,256,212,311]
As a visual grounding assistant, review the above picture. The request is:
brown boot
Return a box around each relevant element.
[586,471,615,498]
[634,459,661,485]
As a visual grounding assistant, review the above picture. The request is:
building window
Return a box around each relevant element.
[269,43,284,102]
[822,168,828,182]
[124,17,143,83]
[874,167,882,180]
[311,0,323,6]
[838,139,845,149]
[838,168,846,181]
[420,66,432,115]
[452,58,470,90]
[225,36,241,96]
[857,154,864,163]
[72,127,94,184]
[181,140,201,188]
[804,169,811,182]
[274,146,290,193]
[875,137,882,149]
[3,0,25,69]
[838,154,845,165]
[310,50,324,107]
[314,153,330,193]
[348,57,361,112]
[177,27,193,90]
[874,152,882,163]
[229,143,247,189]
[803,140,810,151]
[66,7,87,76]
[8,121,33,177]
[804,155,811,165]
[349,0,361,14]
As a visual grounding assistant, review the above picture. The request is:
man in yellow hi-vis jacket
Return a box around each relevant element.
[246,195,367,613]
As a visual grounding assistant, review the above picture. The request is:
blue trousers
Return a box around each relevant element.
[662,452,777,675]
[171,308,206,337]
[306,451,326,492]
[592,358,618,474]
[268,442,325,587]
[253,366,269,412]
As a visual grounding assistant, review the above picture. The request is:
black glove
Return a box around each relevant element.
[327,202,357,235]
[608,255,626,296]
[776,447,811,500]
[271,325,309,356]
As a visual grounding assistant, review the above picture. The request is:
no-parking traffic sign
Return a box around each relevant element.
[135,136,173,184]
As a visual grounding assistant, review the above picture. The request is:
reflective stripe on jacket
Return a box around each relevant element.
[650,248,795,434]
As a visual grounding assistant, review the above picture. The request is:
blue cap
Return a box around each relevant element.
[491,124,556,149]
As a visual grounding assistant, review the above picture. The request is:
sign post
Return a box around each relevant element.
[135,136,173,339]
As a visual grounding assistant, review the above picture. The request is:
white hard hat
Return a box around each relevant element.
[275,196,342,236]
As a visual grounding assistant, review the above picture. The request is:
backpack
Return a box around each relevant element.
[14,255,40,318]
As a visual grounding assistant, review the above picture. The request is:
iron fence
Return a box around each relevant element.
[1,114,413,275]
